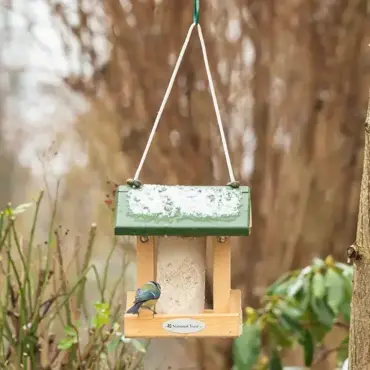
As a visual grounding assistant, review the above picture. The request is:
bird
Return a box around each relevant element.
[126,281,161,315]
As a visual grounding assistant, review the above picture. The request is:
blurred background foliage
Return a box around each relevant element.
[0,0,369,369]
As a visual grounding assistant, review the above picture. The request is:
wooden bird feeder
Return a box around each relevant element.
[114,184,251,338]
[115,3,252,338]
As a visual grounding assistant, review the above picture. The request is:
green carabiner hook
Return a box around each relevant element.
[193,0,200,24]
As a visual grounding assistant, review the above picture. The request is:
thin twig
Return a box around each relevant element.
[334,321,350,329]
[313,344,346,365]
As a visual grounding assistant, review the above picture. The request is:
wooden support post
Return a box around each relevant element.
[136,236,155,286]
[212,236,231,313]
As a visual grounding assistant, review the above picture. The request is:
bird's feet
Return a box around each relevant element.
[141,307,157,315]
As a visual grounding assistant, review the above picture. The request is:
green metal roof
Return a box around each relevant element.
[114,184,251,236]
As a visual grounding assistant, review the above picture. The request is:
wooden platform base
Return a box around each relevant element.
[124,289,242,338]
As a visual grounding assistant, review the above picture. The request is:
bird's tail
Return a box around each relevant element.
[126,301,144,314]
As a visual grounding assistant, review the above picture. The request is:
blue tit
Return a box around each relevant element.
[126,281,161,315]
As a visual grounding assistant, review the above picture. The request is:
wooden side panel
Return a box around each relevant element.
[136,236,155,286]
[212,237,231,313]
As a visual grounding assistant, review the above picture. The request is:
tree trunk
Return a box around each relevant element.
[349,93,370,369]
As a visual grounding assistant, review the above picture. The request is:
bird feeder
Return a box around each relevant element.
[115,184,251,338]
[115,3,252,338]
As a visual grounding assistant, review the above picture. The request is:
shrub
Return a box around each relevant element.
[233,256,352,370]
[0,192,145,369]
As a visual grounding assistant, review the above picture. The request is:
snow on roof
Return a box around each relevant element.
[128,185,241,219]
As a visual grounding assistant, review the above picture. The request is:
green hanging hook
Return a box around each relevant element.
[193,0,200,24]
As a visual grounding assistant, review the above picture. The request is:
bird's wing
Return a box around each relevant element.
[134,288,160,303]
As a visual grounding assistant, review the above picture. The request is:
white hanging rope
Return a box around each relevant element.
[133,23,196,181]
[196,24,235,183]
[133,22,236,184]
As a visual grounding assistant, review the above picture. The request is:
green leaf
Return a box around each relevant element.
[301,266,313,277]
[268,322,294,348]
[300,278,311,311]
[337,336,349,366]
[335,262,353,277]
[13,202,34,215]
[266,272,295,295]
[310,296,334,328]
[269,350,283,370]
[64,325,77,337]
[273,281,292,295]
[339,276,352,324]
[287,275,305,297]
[94,301,110,312]
[344,279,353,298]
[57,337,77,350]
[309,321,330,343]
[299,330,314,366]
[4,208,11,216]
[276,301,303,319]
[131,339,146,353]
[107,338,120,352]
[325,268,345,314]
[245,306,259,324]
[233,323,261,370]
[92,315,109,329]
[312,258,325,268]
[120,335,132,344]
[92,301,110,329]
[280,313,305,336]
[339,299,351,323]
[312,272,325,299]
